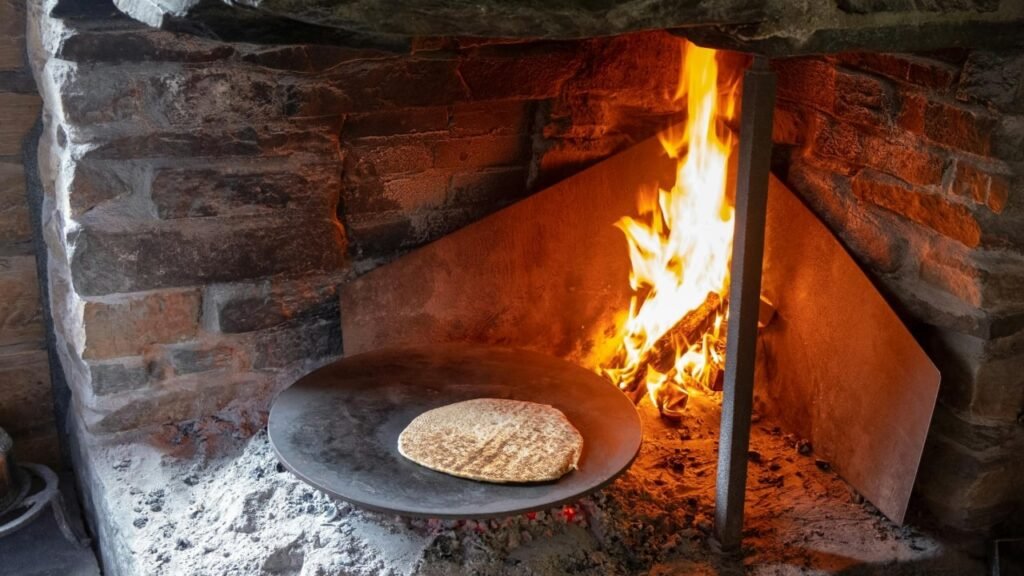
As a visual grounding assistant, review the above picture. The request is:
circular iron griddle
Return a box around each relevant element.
[268,344,642,519]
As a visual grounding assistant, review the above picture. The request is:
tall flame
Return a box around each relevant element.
[602,42,737,418]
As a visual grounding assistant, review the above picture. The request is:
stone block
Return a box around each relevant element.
[915,407,1023,530]
[65,158,136,217]
[87,375,274,434]
[164,342,246,375]
[0,254,44,350]
[433,135,530,170]
[55,28,236,64]
[70,215,346,295]
[59,65,295,133]
[0,160,31,244]
[342,107,448,139]
[88,358,153,396]
[242,44,398,73]
[833,69,894,128]
[0,0,24,71]
[957,50,1024,114]
[205,277,340,334]
[150,162,340,219]
[0,92,41,155]
[82,289,201,360]
[0,350,54,437]
[851,170,981,247]
[80,127,337,160]
[248,318,342,370]
[345,138,434,175]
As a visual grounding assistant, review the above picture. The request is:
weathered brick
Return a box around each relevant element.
[164,342,246,375]
[343,107,448,139]
[248,318,341,370]
[0,92,41,155]
[564,31,682,101]
[949,160,990,204]
[852,171,981,247]
[433,135,529,170]
[324,58,468,110]
[835,52,958,91]
[71,215,346,295]
[205,277,340,334]
[772,105,807,146]
[987,174,1009,213]
[774,58,835,111]
[811,115,947,186]
[242,44,397,73]
[381,171,450,212]
[0,350,54,436]
[150,162,340,219]
[88,358,153,396]
[899,92,996,156]
[82,289,201,359]
[80,127,337,160]
[345,138,433,175]
[448,167,528,207]
[450,100,533,137]
[87,376,273,434]
[0,160,30,244]
[0,254,44,350]
[457,45,582,100]
[833,69,894,127]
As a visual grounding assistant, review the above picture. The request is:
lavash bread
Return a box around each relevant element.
[397,398,583,483]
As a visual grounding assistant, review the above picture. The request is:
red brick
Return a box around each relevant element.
[381,171,450,212]
[450,100,533,137]
[987,175,1010,213]
[852,172,981,247]
[811,115,946,186]
[772,105,807,146]
[346,138,434,175]
[950,161,990,204]
[343,107,448,138]
[773,58,835,111]
[433,135,529,169]
[899,92,996,156]
[835,53,958,91]
[833,70,894,127]
[82,289,202,360]
[457,46,582,100]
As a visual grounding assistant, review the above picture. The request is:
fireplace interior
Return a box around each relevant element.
[0,0,1022,574]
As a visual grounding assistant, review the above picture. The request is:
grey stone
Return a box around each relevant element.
[165,342,245,374]
[205,277,340,334]
[70,216,346,296]
[248,318,342,370]
[150,163,340,219]
[89,359,153,396]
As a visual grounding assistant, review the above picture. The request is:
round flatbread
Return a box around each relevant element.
[398,398,583,483]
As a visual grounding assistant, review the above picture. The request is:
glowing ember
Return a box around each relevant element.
[601,41,738,418]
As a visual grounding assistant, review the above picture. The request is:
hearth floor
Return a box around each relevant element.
[80,396,985,576]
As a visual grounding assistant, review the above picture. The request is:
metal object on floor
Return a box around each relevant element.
[269,344,642,519]
[0,429,90,547]
[713,55,776,552]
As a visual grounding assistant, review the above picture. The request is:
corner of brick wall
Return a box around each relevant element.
[0,0,58,466]
[28,4,691,440]
[771,50,1024,530]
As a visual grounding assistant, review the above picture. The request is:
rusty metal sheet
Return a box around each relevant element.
[757,176,941,524]
[341,133,674,359]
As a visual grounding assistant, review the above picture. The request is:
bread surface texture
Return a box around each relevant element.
[398,398,583,483]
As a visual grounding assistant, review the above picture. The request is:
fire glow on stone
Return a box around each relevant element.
[601,42,738,418]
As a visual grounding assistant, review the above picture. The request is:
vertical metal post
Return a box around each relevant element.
[713,55,776,552]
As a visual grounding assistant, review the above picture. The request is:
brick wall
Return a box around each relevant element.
[28,6,688,438]
[771,51,1024,530]
[0,0,57,465]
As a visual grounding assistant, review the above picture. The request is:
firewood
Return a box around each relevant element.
[621,292,723,395]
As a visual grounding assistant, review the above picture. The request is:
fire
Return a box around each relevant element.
[601,42,738,418]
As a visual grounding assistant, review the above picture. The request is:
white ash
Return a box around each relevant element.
[86,399,984,575]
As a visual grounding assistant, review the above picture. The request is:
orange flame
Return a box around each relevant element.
[602,42,738,417]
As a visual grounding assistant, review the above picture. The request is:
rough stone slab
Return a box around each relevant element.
[204,276,340,334]
[55,27,237,64]
[82,289,201,360]
[150,162,340,219]
[0,349,55,436]
[0,159,31,244]
[247,317,341,370]
[70,216,346,295]
[0,253,45,350]
[0,92,40,155]
[77,126,338,160]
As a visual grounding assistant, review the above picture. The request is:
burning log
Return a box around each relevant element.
[619,292,724,401]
